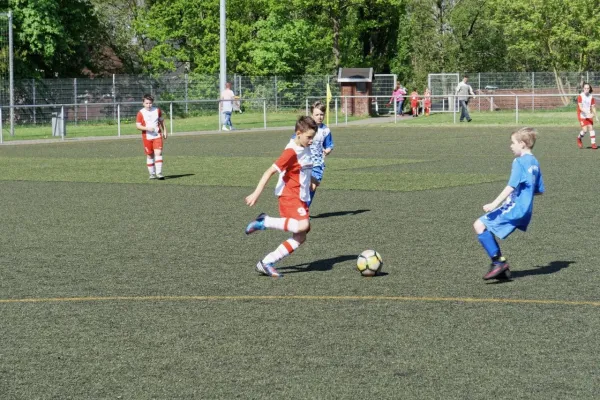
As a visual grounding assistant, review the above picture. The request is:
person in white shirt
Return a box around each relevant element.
[455,75,475,122]
[220,82,236,131]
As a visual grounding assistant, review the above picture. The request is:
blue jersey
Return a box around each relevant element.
[482,153,544,239]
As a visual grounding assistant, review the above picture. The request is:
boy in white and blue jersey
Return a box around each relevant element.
[294,101,334,207]
[473,127,545,280]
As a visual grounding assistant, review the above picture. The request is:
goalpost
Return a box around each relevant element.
[428,73,459,113]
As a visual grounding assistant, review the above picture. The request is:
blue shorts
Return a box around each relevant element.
[312,165,324,183]
[480,208,525,240]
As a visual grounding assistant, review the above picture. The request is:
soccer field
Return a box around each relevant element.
[1,124,598,399]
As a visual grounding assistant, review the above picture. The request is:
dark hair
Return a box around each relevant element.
[583,82,593,93]
[295,115,318,133]
[311,101,326,114]
[463,75,469,79]
[143,94,154,102]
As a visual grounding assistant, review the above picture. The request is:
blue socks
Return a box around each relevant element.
[477,230,501,260]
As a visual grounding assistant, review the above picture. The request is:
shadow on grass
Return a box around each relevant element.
[280,254,356,274]
[164,173,195,180]
[488,260,574,284]
[511,260,575,278]
[311,209,370,219]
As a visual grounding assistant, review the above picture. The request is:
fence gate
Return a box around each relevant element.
[428,73,459,113]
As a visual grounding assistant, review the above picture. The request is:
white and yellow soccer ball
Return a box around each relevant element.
[356,250,383,277]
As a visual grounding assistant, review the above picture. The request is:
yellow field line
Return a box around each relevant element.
[1,295,599,307]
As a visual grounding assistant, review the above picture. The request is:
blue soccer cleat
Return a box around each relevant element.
[255,261,283,278]
[245,213,266,235]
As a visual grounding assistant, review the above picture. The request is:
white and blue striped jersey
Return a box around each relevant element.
[310,124,334,167]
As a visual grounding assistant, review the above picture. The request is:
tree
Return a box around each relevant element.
[11,0,105,77]
[490,0,600,102]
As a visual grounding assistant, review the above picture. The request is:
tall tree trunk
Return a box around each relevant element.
[552,67,569,106]
[332,17,341,70]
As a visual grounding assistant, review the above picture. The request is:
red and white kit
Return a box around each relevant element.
[577,93,595,127]
[136,106,164,155]
[273,139,313,220]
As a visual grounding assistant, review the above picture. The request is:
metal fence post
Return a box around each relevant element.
[32,79,36,124]
[117,103,121,137]
[515,95,519,124]
[453,95,457,124]
[74,78,78,125]
[170,102,173,135]
[532,72,535,112]
[274,76,278,113]
[61,105,65,141]
[218,100,221,131]
[478,73,481,112]
[0,107,3,144]
[112,74,116,121]
[305,98,309,116]
[184,74,188,115]
[345,96,348,125]
[335,97,338,125]
[263,100,267,129]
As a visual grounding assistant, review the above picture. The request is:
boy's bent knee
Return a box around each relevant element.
[297,219,310,233]
[293,231,307,243]
[473,219,486,234]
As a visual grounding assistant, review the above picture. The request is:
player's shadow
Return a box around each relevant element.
[311,209,370,219]
[164,174,195,180]
[280,255,356,274]
[488,260,574,284]
[510,260,574,278]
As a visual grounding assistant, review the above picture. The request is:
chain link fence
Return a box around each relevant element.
[9,74,396,126]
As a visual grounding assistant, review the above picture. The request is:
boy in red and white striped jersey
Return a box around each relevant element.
[136,94,167,179]
[244,116,318,278]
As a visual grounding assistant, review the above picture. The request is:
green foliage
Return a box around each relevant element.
[12,0,104,77]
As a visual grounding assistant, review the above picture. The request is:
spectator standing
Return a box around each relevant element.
[455,75,475,122]
[388,84,407,116]
[220,82,236,131]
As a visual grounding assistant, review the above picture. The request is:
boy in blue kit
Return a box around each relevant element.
[293,101,334,207]
[473,127,545,280]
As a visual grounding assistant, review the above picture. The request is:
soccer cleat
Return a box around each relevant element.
[495,267,512,280]
[255,261,283,278]
[577,137,583,149]
[592,143,598,150]
[157,173,165,180]
[467,118,472,122]
[483,258,510,280]
[149,174,157,180]
[245,213,266,235]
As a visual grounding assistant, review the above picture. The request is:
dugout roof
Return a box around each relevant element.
[337,68,373,83]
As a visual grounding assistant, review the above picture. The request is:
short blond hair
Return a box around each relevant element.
[512,127,537,149]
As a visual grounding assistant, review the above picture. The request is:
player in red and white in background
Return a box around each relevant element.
[576,83,599,149]
[423,87,432,116]
[244,116,317,278]
[136,94,167,179]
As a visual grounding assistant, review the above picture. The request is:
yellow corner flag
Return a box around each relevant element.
[326,83,332,125]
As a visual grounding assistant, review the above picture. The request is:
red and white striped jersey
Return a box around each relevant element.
[577,93,595,119]
[273,139,313,202]
[136,107,163,140]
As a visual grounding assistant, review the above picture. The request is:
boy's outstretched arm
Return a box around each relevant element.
[483,185,514,212]
[245,166,277,206]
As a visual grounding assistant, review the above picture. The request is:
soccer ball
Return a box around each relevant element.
[356,250,383,277]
